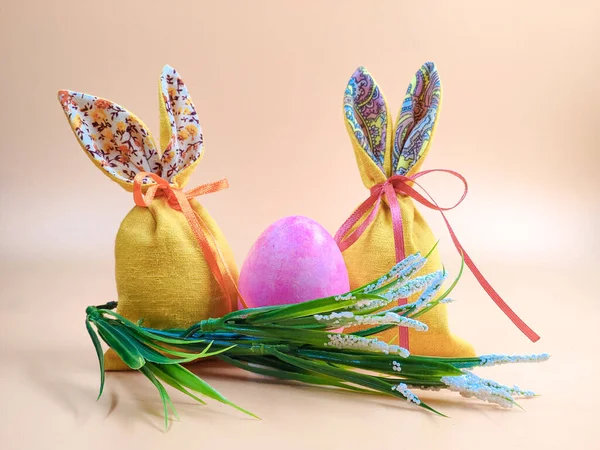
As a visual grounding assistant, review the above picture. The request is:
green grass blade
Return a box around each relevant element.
[146,364,207,405]
[272,350,445,416]
[350,324,398,337]
[99,310,208,345]
[221,356,374,394]
[296,349,464,377]
[85,319,105,400]
[246,296,366,325]
[139,365,177,430]
[221,305,280,321]
[410,255,465,320]
[141,339,213,358]
[158,364,259,419]
[223,325,331,347]
[351,253,424,294]
[220,355,373,393]
[93,319,145,370]
[112,326,211,365]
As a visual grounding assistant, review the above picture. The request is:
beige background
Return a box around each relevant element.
[1,0,598,448]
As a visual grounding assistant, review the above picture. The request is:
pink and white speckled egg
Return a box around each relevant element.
[239,216,350,308]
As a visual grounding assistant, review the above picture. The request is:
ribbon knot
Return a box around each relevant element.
[335,169,539,347]
[153,184,184,210]
[133,172,247,312]
[371,175,408,197]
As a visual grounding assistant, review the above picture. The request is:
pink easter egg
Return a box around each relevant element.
[239,216,350,309]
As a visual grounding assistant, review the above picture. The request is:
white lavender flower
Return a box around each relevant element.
[351,298,392,310]
[314,311,354,323]
[392,361,402,372]
[381,270,446,302]
[408,385,443,392]
[439,297,455,304]
[355,312,428,331]
[392,383,421,405]
[314,311,427,331]
[334,293,356,302]
[478,353,551,367]
[361,254,425,294]
[407,277,445,314]
[474,376,536,398]
[325,334,410,357]
[388,345,410,358]
[440,372,535,408]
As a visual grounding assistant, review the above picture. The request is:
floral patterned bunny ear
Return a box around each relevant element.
[58,90,161,190]
[157,65,204,187]
[58,65,205,190]
[393,62,442,176]
[344,67,392,175]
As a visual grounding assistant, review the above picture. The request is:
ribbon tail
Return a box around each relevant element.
[440,210,540,342]
[334,195,380,252]
[401,172,540,343]
[385,185,405,264]
[193,210,249,310]
[186,178,229,197]
[173,190,242,313]
[384,185,409,349]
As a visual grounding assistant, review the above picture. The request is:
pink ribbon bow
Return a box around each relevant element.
[335,169,540,349]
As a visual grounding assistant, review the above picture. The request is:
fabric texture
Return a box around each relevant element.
[339,63,475,357]
[59,65,238,370]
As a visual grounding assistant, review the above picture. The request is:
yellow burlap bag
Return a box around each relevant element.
[336,63,475,357]
[59,65,238,370]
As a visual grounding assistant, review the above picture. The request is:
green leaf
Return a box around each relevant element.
[272,350,445,416]
[146,363,207,405]
[424,240,440,259]
[129,339,203,365]
[222,305,280,321]
[296,349,464,377]
[139,365,178,430]
[221,355,373,394]
[109,325,219,365]
[143,339,237,360]
[410,253,465,319]
[350,253,423,294]
[85,319,105,400]
[351,324,398,337]
[101,322,235,367]
[224,325,331,347]
[157,364,259,419]
[247,296,363,325]
[99,310,208,345]
[93,319,145,370]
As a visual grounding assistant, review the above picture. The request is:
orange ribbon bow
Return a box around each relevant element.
[133,172,246,312]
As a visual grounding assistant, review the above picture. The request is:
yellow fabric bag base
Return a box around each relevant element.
[104,198,238,371]
[341,201,474,357]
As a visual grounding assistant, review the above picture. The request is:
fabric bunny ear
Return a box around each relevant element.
[58,90,161,189]
[158,65,204,185]
[393,62,442,176]
[344,67,392,173]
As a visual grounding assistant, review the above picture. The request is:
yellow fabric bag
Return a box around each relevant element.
[59,66,239,370]
[336,62,475,357]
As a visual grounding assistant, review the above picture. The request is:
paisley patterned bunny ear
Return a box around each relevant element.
[58,90,161,188]
[344,67,392,173]
[393,62,442,176]
[158,65,204,185]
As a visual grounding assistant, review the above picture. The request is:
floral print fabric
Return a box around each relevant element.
[343,62,441,177]
[58,65,203,184]
[394,62,441,175]
[344,67,389,171]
